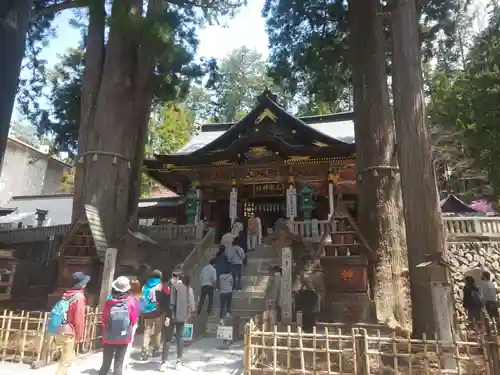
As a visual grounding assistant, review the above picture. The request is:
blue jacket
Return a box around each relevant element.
[141,278,162,314]
[214,252,229,277]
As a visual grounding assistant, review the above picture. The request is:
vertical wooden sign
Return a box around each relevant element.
[99,248,118,309]
[229,188,238,226]
[280,247,292,324]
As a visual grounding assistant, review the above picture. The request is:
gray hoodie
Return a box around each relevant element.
[170,281,196,323]
[219,273,233,294]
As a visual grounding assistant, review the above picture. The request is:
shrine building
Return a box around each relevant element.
[143,90,357,239]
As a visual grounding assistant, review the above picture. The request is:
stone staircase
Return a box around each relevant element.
[205,244,280,336]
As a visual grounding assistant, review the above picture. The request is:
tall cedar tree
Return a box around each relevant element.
[350,0,410,330]
[23,0,243,244]
[391,0,447,336]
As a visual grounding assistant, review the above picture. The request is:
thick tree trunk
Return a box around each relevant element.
[350,0,411,330]
[391,0,446,336]
[0,0,33,173]
[73,0,158,243]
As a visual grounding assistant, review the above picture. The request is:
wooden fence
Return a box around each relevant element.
[0,308,102,366]
[244,319,500,375]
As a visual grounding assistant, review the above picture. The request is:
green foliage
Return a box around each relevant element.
[141,102,195,197]
[188,46,290,123]
[263,0,461,105]
[429,6,500,198]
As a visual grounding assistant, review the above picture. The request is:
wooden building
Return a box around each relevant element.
[144,90,358,238]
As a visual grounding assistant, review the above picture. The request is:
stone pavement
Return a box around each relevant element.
[0,337,243,375]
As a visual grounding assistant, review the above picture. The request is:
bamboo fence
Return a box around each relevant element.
[244,316,500,375]
[0,307,102,366]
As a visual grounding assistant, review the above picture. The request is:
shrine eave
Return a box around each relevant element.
[152,135,355,166]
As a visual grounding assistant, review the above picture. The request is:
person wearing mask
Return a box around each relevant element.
[160,274,196,371]
[140,270,167,360]
[225,236,246,290]
[197,259,217,315]
[463,276,483,331]
[480,271,499,322]
[44,272,89,375]
[99,276,138,375]
[218,264,234,324]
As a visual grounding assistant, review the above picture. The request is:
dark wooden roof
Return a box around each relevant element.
[440,194,478,213]
[146,91,356,167]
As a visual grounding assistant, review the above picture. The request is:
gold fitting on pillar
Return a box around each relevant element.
[231,179,237,186]
[328,174,339,183]
[193,180,200,187]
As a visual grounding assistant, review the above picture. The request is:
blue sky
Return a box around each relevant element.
[13,0,267,123]
[41,0,268,70]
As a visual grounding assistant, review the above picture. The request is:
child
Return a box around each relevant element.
[218,265,234,324]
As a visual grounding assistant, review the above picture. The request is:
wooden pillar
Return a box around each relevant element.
[286,176,297,232]
[280,247,292,324]
[99,248,118,309]
[327,170,336,218]
[230,182,238,227]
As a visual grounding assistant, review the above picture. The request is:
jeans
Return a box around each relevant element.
[220,292,233,319]
[161,322,185,363]
[54,334,75,375]
[142,315,163,353]
[231,264,243,290]
[197,285,214,314]
[99,344,127,375]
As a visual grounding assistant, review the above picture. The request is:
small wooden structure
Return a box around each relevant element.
[48,205,108,307]
[0,249,17,301]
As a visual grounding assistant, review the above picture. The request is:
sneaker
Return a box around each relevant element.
[175,360,182,369]
[220,318,224,325]
[159,362,168,372]
[139,353,149,361]
[226,313,231,318]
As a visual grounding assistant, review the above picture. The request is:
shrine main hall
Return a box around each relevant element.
[143,90,357,238]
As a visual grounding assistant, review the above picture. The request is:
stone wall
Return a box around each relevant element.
[446,241,500,321]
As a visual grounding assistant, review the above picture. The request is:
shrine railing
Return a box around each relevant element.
[292,219,329,241]
[293,217,500,240]
[444,216,500,238]
[139,222,205,241]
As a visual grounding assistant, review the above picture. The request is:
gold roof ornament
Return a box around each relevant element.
[313,140,329,148]
[255,108,278,124]
[249,146,268,153]
[288,156,311,162]
[212,160,231,166]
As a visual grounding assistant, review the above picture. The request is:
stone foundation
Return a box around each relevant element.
[446,241,500,320]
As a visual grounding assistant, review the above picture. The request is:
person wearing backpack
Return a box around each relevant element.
[140,269,168,360]
[463,276,484,331]
[98,276,138,375]
[45,272,89,375]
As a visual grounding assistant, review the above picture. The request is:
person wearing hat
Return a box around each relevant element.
[51,271,90,375]
[99,276,138,375]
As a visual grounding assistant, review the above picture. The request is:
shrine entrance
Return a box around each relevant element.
[244,196,285,236]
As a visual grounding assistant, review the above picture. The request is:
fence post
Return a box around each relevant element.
[354,328,369,375]
[485,322,500,375]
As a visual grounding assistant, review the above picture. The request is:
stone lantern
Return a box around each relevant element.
[299,185,314,220]
[185,187,199,224]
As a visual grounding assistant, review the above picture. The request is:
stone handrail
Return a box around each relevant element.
[292,219,329,241]
[139,222,205,241]
[293,216,500,239]
[444,216,500,238]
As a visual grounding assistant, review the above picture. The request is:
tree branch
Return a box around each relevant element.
[32,0,85,19]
